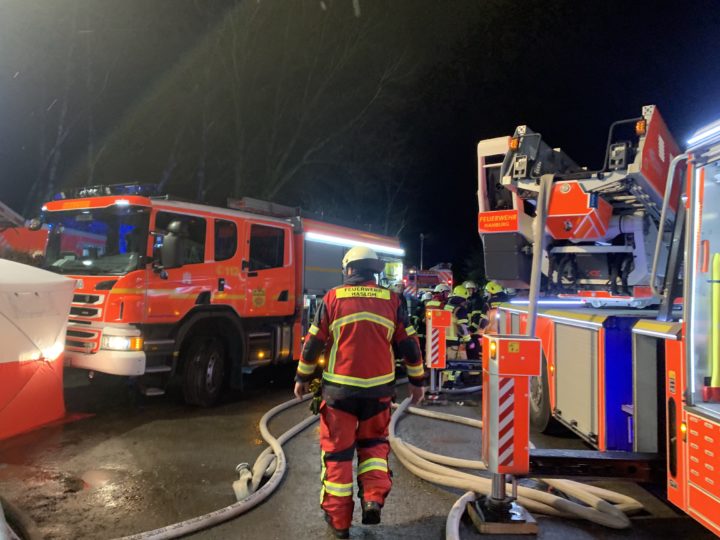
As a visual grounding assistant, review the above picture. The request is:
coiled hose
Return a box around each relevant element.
[389,398,644,540]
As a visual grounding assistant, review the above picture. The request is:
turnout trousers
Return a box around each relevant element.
[319,396,393,530]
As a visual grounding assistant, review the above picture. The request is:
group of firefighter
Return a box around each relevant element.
[409,279,508,363]
[293,245,509,538]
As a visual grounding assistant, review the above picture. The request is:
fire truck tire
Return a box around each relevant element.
[529,354,563,434]
[182,335,226,407]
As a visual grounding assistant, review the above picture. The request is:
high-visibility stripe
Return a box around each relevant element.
[328,326,341,373]
[323,480,353,497]
[456,318,468,324]
[297,360,315,375]
[358,458,388,475]
[320,450,326,504]
[323,370,395,388]
[329,312,395,333]
[406,363,424,377]
[309,324,320,336]
[336,286,391,300]
[406,326,417,336]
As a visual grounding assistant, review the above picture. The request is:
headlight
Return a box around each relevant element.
[101,335,144,351]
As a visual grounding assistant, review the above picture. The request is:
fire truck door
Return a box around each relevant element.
[241,221,294,317]
[146,211,213,321]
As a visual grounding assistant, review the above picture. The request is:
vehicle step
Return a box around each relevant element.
[141,387,166,397]
[145,365,172,374]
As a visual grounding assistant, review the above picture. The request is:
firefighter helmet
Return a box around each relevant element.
[342,246,384,272]
[484,281,504,295]
[421,291,433,302]
[462,280,478,291]
[433,283,451,294]
[452,285,470,299]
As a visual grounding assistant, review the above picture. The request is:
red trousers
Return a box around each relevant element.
[319,396,392,530]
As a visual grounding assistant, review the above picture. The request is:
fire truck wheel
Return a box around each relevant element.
[529,354,563,434]
[182,335,226,407]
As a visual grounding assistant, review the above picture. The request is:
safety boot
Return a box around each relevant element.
[361,501,382,525]
[324,512,349,539]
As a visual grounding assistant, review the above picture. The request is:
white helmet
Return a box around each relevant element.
[462,280,478,291]
[433,283,451,294]
[342,246,384,272]
[421,291,433,302]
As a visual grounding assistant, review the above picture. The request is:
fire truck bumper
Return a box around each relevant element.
[64,349,146,376]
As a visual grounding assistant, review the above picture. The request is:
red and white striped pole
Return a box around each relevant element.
[425,309,451,396]
[481,335,541,505]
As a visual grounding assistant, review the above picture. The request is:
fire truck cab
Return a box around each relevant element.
[31,186,404,405]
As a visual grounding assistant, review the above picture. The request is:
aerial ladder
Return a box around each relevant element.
[475,107,720,536]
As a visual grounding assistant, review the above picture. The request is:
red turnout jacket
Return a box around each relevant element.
[296,279,424,399]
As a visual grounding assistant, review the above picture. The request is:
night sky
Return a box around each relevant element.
[1,0,719,279]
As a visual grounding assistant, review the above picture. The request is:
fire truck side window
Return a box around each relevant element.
[249,224,284,271]
[155,211,206,265]
[214,219,237,261]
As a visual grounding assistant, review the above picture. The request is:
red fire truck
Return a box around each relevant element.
[477,107,720,535]
[22,188,404,405]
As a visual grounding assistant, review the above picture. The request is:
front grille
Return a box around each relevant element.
[67,329,96,339]
[73,294,101,304]
[66,339,94,352]
[66,291,106,352]
[70,306,100,318]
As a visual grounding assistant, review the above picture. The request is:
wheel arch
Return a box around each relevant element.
[173,306,247,388]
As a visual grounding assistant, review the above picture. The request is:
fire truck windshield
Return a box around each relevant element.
[43,205,150,275]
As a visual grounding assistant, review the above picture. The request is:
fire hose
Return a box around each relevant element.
[116,394,317,540]
[389,398,644,539]
[111,386,644,540]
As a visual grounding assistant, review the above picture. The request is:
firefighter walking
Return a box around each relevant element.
[294,246,425,539]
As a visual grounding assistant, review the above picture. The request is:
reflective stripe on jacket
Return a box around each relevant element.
[298,280,423,398]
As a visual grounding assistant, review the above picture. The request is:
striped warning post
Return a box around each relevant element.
[428,327,440,367]
[497,376,515,467]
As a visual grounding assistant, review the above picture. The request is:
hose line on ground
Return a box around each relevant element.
[114,388,644,540]
[116,394,316,540]
[389,398,643,538]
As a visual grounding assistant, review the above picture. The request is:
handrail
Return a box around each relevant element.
[649,153,689,297]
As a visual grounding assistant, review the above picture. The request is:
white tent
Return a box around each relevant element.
[0,259,75,440]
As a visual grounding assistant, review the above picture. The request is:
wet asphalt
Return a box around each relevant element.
[0,366,714,540]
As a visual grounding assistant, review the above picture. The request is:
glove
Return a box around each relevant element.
[308,378,323,415]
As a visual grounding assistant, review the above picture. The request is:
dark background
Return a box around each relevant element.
[1,0,719,279]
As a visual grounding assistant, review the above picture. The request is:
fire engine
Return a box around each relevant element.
[20,187,404,406]
[403,264,453,298]
[476,106,720,535]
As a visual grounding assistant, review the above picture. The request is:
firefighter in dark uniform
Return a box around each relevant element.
[294,246,425,539]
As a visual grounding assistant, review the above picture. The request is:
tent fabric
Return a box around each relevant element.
[0,259,75,440]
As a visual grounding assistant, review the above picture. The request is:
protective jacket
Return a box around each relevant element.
[444,296,470,344]
[296,277,424,400]
[467,293,488,333]
[425,297,445,310]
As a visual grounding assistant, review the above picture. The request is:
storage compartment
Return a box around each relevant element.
[554,323,598,445]
[481,232,532,289]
